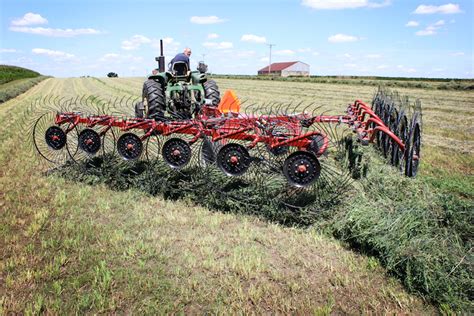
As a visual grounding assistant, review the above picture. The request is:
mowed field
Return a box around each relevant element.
[1,77,472,313]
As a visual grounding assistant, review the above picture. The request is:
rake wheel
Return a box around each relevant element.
[384,106,398,160]
[283,151,321,187]
[405,113,421,177]
[117,133,143,160]
[78,128,101,155]
[217,143,251,176]
[33,112,78,165]
[391,111,407,168]
[45,126,67,150]
[162,138,192,169]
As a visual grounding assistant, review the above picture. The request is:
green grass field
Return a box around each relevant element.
[1,76,472,313]
[0,65,48,103]
[0,65,40,85]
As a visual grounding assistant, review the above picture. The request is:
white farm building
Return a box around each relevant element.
[258,61,310,77]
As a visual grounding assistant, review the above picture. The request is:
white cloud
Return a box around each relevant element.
[259,57,269,62]
[274,49,295,56]
[367,0,391,8]
[99,53,143,63]
[122,35,151,50]
[9,13,101,38]
[202,41,233,49]
[236,50,256,58]
[10,26,101,37]
[152,37,181,54]
[328,33,360,43]
[303,0,366,9]
[377,65,389,69]
[397,65,417,73]
[207,33,219,39]
[0,48,17,53]
[451,52,464,56]
[32,48,75,60]
[416,28,436,36]
[12,13,48,26]
[405,21,419,27]
[343,53,352,58]
[312,51,320,56]
[413,3,462,14]
[100,53,120,61]
[0,57,35,67]
[366,54,382,58]
[241,34,267,43]
[302,0,390,9]
[297,48,312,53]
[190,16,226,24]
[415,20,446,36]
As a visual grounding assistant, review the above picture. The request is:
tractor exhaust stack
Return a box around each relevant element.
[155,39,165,72]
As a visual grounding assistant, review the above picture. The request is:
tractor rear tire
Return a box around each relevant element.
[203,79,220,107]
[143,79,166,120]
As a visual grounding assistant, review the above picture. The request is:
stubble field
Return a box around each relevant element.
[1,77,472,313]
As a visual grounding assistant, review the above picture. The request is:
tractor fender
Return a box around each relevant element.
[191,72,207,84]
[147,72,168,85]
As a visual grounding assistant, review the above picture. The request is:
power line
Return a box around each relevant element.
[266,43,275,75]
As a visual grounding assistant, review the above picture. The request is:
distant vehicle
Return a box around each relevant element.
[107,72,118,78]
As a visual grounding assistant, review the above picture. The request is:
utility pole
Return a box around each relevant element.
[267,43,275,76]
[202,53,206,63]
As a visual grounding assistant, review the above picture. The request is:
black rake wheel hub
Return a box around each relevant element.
[217,143,251,176]
[45,126,67,150]
[162,138,192,169]
[117,133,143,160]
[78,128,101,155]
[283,151,321,187]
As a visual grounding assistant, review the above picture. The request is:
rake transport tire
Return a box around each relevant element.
[200,137,221,167]
[143,79,166,120]
[134,101,145,119]
[203,80,220,107]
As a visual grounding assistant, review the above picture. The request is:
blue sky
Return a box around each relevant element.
[1,0,472,78]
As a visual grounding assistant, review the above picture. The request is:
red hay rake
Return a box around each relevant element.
[31,88,422,192]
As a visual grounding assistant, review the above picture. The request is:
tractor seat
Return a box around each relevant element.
[171,61,190,80]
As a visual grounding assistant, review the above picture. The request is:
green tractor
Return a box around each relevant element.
[135,40,220,120]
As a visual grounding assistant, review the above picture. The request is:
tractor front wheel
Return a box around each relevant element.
[142,79,166,120]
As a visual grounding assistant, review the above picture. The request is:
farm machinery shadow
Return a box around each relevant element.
[50,142,363,227]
